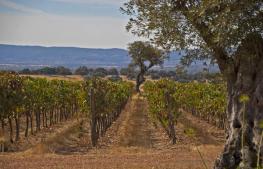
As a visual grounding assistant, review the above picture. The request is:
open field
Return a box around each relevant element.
[19,74,138,84]
[20,74,85,81]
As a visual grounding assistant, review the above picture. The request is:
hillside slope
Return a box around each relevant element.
[0,44,218,73]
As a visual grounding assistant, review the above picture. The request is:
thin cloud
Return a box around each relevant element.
[0,13,138,49]
[0,0,46,14]
[0,0,138,48]
[52,0,125,5]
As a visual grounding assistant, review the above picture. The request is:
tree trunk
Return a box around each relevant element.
[8,118,13,143]
[15,116,20,141]
[136,73,142,92]
[165,91,176,144]
[25,113,29,137]
[50,111,53,126]
[57,108,60,123]
[1,119,5,152]
[35,111,40,132]
[60,108,63,122]
[168,112,176,144]
[44,111,48,128]
[214,33,263,169]
[30,112,33,135]
[1,119,4,136]
[136,71,145,93]
[42,111,45,128]
[54,109,58,123]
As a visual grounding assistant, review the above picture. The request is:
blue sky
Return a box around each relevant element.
[0,0,141,49]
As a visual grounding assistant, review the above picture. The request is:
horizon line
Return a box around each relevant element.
[0,43,127,50]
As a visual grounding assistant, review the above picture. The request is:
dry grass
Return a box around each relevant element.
[20,74,84,81]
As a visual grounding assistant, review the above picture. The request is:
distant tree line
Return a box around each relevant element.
[19,66,119,77]
[74,66,119,77]
[119,66,222,83]
[19,66,72,75]
[18,65,222,82]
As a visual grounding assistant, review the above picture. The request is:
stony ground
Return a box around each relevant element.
[0,94,225,169]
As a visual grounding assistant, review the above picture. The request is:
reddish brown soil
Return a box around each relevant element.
[0,94,225,169]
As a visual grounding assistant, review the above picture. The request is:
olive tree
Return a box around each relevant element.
[128,41,166,92]
[122,1,263,169]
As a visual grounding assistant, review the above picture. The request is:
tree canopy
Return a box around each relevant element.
[121,0,262,72]
[128,41,166,92]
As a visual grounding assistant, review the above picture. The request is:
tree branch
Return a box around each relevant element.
[171,0,234,74]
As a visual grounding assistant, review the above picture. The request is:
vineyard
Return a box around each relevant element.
[144,79,227,144]
[0,72,133,151]
[0,0,260,167]
[0,73,226,169]
[87,78,133,146]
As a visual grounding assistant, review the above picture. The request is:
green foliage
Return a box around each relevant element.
[184,128,196,138]
[239,94,250,103]
[74,66,89,75]
[56,66,72,75]
[107,68,119,76]
[128,41,167,92]
[128,41,166,68]
[120,66,137,80]
[84,78,133,146]
[0,72,24,120]
[19,66,72,75]
[175,81,227,129]
[85,78,133,118]
[0,72,133,144]
[144,79,180,127]
[144,79,227,129]
[0,72,85,121]
[121,0,262,67]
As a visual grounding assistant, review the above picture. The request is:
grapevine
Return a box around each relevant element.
[144,79,227,144]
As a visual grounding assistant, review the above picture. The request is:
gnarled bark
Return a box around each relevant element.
[136,71,145,92]
[135,63,153,93]
[215,33,263,169]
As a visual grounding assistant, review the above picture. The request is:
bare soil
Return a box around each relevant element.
[0,94,225,169]
[3,118,86,152]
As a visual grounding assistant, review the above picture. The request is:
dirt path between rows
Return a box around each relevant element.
[0,93,226,169]
[178,111,225,145]
[118,94,152,147]
[96,94,171,150]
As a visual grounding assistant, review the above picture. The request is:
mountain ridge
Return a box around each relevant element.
[0,44,181,69]
[0,44,218,73]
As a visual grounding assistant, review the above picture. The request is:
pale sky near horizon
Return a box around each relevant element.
[0,0,142,49]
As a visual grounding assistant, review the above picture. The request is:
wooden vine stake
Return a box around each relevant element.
[89,81,97,147]
[165,90,176,144]
[0,132,4,152]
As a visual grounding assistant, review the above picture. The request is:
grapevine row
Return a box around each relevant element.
[86,78,133,146]
[174,82,227,129]
[144,79,179,144]
[0,72,133,151]
[0,72,85,146]
[144,79,227,143]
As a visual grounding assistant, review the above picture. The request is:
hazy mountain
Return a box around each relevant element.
[0,44,130,69]
[0,44,218,72]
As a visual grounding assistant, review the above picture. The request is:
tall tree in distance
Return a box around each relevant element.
[122,1,263,169]
[128,41,166,92]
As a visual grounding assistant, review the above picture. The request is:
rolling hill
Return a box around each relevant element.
[0,44,217,73]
